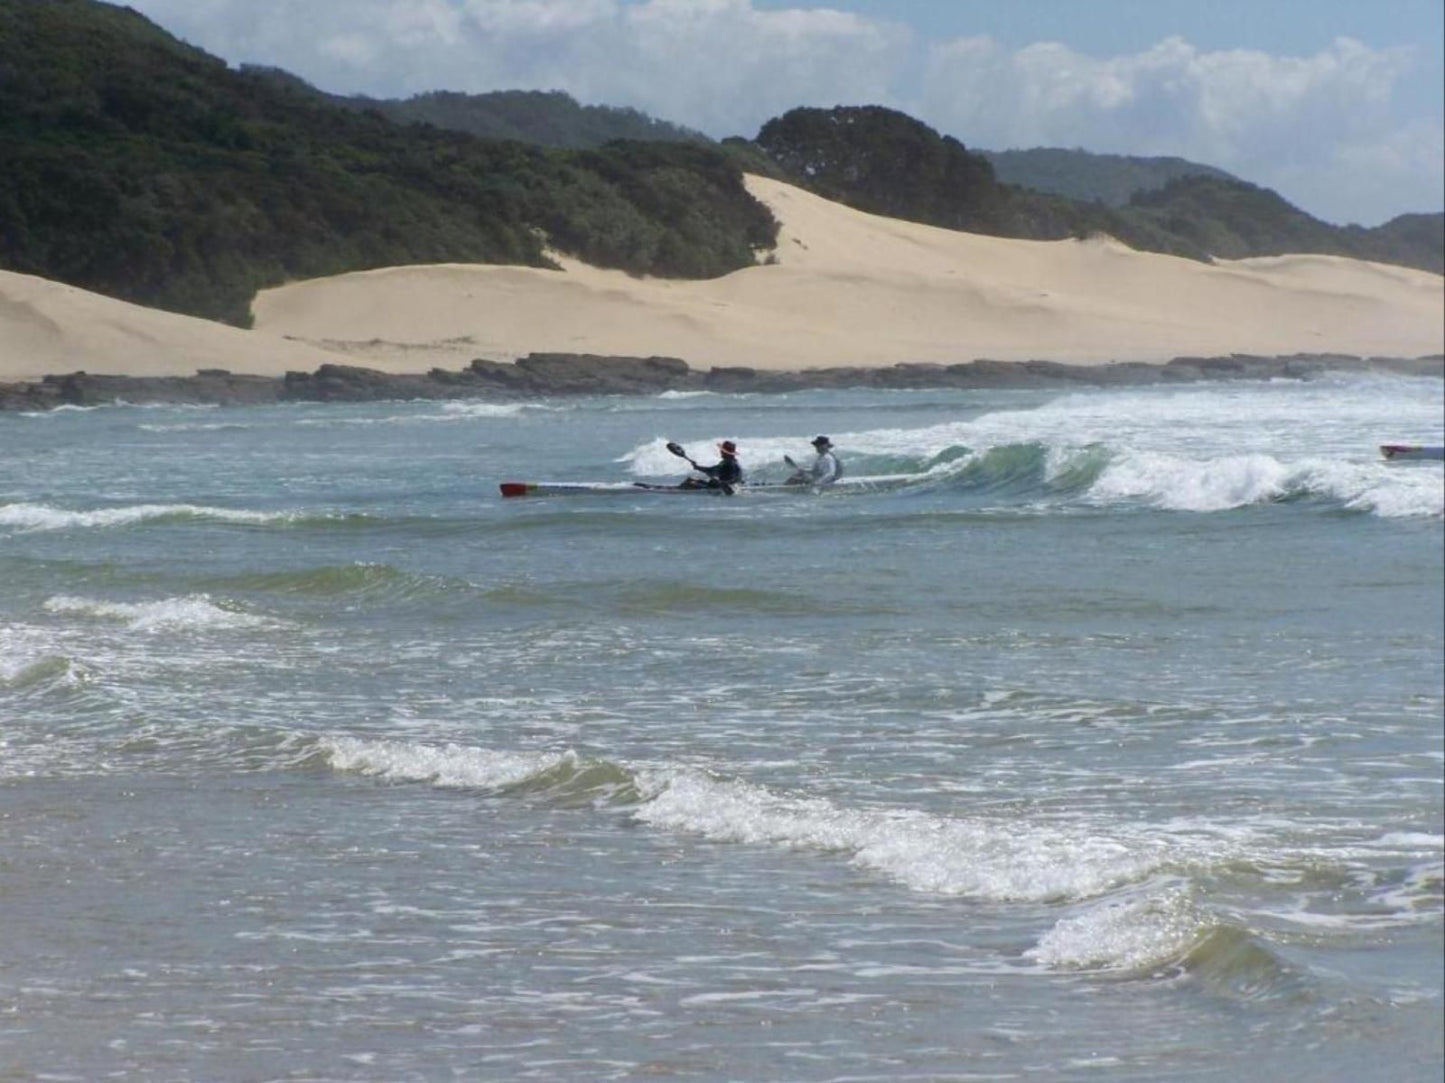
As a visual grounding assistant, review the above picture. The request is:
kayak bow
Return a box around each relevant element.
[1380,444,1445,461]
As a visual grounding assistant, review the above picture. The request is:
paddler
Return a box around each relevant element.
[680,440,744,490]
[788,435,842,487]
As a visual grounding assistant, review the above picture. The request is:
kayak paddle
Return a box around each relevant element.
[666,440,704,471]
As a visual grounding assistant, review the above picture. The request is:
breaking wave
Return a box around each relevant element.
[619,376,1442,516]
[43,593,272,631]
[0,502,375,532]
[314,738,1234,906]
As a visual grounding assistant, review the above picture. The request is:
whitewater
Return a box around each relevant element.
[1,373,1441,1081]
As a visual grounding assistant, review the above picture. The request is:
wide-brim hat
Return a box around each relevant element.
[718,440,738,455]
[811,435,832,447]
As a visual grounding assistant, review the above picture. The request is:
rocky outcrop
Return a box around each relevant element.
[2,352,1440,411]
[0,368,286,411]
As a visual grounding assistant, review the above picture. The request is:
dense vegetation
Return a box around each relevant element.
[983,149,1443,271]
[294,81,710,149]
[981,148,1236,207]
[0,0,776,324]
[0,1,1438,329]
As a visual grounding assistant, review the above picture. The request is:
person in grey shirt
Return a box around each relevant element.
[789,435,842,487]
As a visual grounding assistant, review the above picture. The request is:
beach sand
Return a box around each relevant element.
[3,175,1442,383]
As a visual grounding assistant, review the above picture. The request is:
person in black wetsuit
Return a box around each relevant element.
[681,440,744,490]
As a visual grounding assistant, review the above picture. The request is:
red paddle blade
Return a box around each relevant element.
[499,482,532,497]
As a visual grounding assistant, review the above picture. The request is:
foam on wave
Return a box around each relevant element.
[0,502,296,531]
[619,374,1443,517]
[43,593,270,631]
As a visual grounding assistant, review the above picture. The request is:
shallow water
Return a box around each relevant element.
[2,375,1441,1081]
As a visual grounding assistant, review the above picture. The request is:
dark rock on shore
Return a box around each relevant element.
[0,369,288,412]
[2,352,1440,411]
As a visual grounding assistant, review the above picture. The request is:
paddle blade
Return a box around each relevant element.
[499,482,532,497]
[666,441,687,458]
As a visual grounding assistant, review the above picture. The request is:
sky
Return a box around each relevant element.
[120,0,1444,227]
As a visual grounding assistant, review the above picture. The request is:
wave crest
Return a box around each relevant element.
[43,593,270,631]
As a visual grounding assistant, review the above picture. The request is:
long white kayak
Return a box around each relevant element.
[1380,444,1445,461]
[499,475,917,497]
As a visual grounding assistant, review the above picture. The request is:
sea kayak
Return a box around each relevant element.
[500,481,729,497]
[499,474,917,497]
[1380,444,1445,461]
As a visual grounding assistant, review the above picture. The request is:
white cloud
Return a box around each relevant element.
[460,0,615,34]
[916,34,1438,224]
[123,0,1443,224]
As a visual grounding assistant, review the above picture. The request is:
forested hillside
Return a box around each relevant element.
[244,69,711,149]
[0,0,776,325]
[981,148,1236,206]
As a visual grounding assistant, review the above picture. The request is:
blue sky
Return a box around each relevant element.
[122,0,1444,227]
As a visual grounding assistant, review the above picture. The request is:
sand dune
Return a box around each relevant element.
[249,174,1445,371]
[0,270,352,383]
[3,175,1442,383]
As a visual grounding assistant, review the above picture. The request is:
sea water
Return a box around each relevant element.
[0,374,1441,1081]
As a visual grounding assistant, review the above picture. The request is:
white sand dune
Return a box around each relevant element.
[3,174,1442,383]
[0,270,352,383]
[250,175,1445,371]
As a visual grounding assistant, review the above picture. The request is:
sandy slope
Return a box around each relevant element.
[3,175,1442,382]
[0,270,352,383]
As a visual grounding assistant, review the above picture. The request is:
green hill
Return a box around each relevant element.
[0,0,776,325]
[243,69,712,149]
[981,147,1237,207]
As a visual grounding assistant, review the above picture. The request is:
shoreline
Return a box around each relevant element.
[3,352,1441,412]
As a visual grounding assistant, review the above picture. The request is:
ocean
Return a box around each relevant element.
[1,373,1441,1081]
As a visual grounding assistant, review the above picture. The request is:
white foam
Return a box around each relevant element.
[633,770,1167,903]
[1025,884,1210,972]
[1087,452,1443,516]
[1343,468,1445,518]
[0,624,83,686]
[321,736,574,788]
[20,403,104,416]
[136,421,254,433]
[312,736,1444,923]
[619,377,1443,514]
[1371,832,1445,852]
[1088,452,1294,511]
[439,402,536,418]
[0,502,289,531]
[43,594,269,632]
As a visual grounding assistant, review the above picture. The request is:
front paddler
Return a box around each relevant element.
[681,439,744,490]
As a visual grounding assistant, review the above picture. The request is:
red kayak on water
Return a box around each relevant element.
[1380,444,1445,461]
